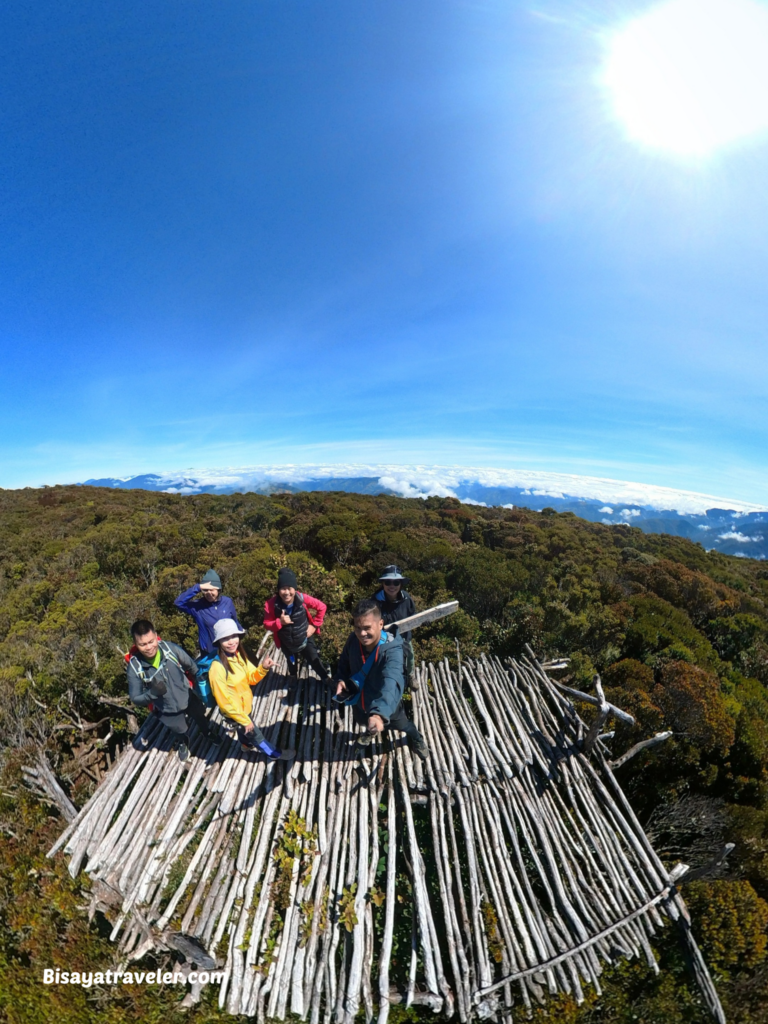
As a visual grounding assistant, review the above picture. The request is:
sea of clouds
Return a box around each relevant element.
[89,463,766,516]
[80,464,768,558]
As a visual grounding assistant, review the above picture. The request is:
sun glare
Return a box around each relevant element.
[602,0,768,158]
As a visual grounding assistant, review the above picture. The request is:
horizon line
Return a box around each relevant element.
[56,461,768,515]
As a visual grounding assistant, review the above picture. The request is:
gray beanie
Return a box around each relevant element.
[201,569,222,589]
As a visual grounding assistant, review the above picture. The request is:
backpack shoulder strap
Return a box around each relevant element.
[128,654,146,682]
[158,640,182,667]
[352,635,387,681]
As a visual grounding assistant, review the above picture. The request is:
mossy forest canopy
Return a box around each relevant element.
[2,484,768,1023]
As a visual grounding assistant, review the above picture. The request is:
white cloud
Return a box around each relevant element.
[619,508,642,518]
[718,531,763,542]
[697,524,712,530]
[599,506,613,514]
[80,462,768,516]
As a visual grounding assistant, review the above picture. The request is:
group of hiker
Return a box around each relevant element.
[125,565,427,765]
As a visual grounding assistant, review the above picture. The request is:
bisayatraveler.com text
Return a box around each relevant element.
[42,967,226,987]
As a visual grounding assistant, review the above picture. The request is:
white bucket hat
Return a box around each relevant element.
[212,618,246,644]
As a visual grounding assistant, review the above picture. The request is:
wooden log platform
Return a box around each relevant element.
[48,646,726,1023]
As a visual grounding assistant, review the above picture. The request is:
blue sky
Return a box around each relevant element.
[2,0,767,502]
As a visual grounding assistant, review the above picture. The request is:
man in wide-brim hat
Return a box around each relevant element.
[371,565,416,682]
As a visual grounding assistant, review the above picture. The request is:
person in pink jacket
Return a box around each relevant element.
[264,568,330,683]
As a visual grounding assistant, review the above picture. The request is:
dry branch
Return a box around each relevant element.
[609,732,673,770]
[23,749,77,822]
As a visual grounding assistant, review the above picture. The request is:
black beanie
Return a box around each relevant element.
[277,568,298,590]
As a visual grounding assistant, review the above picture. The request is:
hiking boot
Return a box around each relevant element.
[408,734,429,762]
[177,741,190,763]
[241,743,256,754]
[206,730,223,746]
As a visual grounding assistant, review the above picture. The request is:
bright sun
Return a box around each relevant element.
[602,0,768,158]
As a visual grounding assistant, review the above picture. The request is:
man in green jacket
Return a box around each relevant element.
[126,618,220,762]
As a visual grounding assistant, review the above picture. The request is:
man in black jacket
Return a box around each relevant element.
[126,619,220,762]
[332,599,427,758]
[371,565,416,682]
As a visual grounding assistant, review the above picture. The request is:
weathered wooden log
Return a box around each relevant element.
[552,681,635,727]
[474,886,673,1000]
[669,893,727,1024]
[609,732,673,770]
[582,676,610,755]
[377,757,397,1024]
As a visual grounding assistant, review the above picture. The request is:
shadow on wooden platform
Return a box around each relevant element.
[48,648,726,1024]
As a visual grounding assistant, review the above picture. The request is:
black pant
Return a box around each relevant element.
[158,689,212,741]
[235,720,269,749]
[352,701,421,743]
[402,638,415,681]
[284,638,329,680]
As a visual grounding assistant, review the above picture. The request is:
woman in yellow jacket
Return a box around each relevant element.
[209,619,296,761]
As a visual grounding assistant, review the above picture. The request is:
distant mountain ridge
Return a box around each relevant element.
[80,466,768,560]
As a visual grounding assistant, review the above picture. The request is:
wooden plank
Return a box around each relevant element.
[383,601,458,634]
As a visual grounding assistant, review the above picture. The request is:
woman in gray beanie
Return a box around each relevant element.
[174,569,244,654]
